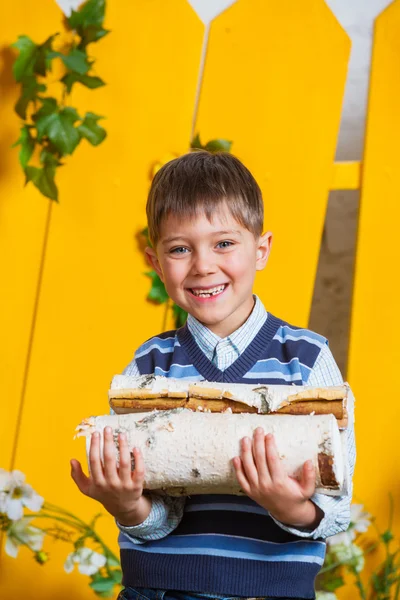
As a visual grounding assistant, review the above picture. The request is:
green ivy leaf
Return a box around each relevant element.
[25,165,58,201]
[172,304,187,328]
[42,108,81,155]
[14,76,47,119]
[12,125,35,169]
[61,72,105,93]
[68,0,106,30]
[191,133,232,153]
[40,148,63,167]
[78,25,110,49]
[191,133,203,149]
[12,36,37,82]
[33,98,59,140]
[50,48,91,75]
[77,112,106,146]
[35,35,59,76]
[145,271,168,304]
[204,139,232,152]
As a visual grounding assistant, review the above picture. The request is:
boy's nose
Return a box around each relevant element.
[192,253,217,276]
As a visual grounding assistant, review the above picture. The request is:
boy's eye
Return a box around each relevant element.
[217,241,234,249]
[170,246,189,254]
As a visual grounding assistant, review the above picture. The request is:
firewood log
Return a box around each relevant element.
[76,410,347,496]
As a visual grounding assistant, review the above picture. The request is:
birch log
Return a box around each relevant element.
[76,410,347,496]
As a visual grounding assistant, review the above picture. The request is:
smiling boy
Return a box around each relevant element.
[71,150,355,600]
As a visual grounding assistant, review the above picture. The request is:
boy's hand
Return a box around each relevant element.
[232,428,323,529]
[70,427,151,526]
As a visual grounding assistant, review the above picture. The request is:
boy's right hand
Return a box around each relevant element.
[70,427,152,526]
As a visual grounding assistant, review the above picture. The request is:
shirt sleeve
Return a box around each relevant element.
[116,492,185,544]
[270,343,355,540]
[112,358,185,542]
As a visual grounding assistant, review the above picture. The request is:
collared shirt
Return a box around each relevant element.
[118,295,355,543]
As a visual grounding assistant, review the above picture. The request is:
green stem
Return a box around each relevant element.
[36,505,119,564]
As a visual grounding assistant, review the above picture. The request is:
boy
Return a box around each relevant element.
[71,151,355,600]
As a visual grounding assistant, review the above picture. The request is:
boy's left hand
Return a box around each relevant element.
[232,427,323,529]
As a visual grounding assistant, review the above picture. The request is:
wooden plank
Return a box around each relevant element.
[347,0,400,540]
[1,1,204,598]
[194,0,350,326]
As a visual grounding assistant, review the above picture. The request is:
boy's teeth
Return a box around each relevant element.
[191,285,226,297]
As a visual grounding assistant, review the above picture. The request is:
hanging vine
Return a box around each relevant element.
[11,0,108,201]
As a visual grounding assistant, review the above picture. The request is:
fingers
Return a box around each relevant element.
[253,428,271,484]
[89,431,106,486]
[264,433,285,482]
[70,459,90,495]
[232,456,251,494]
[131,447,145,487]
[299,460,316,497]
[118,432,134,485]
[239,435,259,487]
[103,427,119,485]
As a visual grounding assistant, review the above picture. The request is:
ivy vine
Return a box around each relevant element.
[144,134,233,329]
[11,0,108,201]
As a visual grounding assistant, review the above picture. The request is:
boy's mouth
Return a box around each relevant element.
[187,284,228,299]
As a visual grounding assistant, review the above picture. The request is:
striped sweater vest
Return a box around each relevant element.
[119,313,328,599]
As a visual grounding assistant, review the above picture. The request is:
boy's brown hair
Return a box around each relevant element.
[146,150,264,246]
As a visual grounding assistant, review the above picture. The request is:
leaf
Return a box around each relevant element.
[44,109,81,155]
[325,576,344,592]
[105,555,120,568]
[50,49,91,75]
[12,125,35,169]
[381,530,394,544]
[25,165,58,201]
[12,36,37,82]
[40,149,63,167]
[14,76,47,119]
[61,72,105,93]
[68,0,106,30]
[89,577,116,593]
[172,304,187,328]
[35,35,59,76]
[77,112,106,146]
[78,26,110,49]
[109,568,122,582]
[145,271,168,304]
[204,139,232,152]
[191,133,203,149]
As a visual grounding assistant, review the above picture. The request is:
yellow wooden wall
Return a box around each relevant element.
[0,0,398,598]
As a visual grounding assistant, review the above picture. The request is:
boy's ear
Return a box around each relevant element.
[256,231,273,271]
[145,247,164,282]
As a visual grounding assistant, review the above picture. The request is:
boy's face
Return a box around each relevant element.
[146,205,272,338]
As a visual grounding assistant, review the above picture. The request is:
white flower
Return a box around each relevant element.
[316,592,338,600]
[64,547,107,576]
[327,503,372,547]
[0,469,44,520]
[350,504,372,536]
[5,517,44,558]
[331,542,365,573]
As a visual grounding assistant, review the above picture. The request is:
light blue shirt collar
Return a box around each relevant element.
[186,295,268,369]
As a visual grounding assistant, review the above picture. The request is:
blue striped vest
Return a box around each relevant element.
[120,313,328,599]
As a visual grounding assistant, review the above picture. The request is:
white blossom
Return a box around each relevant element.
[331,542,365,573]
[5,518,44,558]
[0,469,44,521]
[316,593,338,600]
[64,547,107,576]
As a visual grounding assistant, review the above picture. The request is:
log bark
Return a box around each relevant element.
[77,410,347,496]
